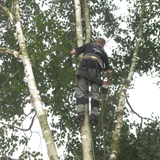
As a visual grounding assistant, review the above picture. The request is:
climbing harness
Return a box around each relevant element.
[83,55,100,61]
[83,55,106,69]
[77,54,105,86]
[100,82,110,159]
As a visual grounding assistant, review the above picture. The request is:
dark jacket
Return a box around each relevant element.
[75,43,110,86]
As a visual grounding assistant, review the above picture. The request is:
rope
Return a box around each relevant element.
[88,84,109,160]
[87,95,95,160]
[89,121,96,160]
[86,85,96,160]
[100,90,106,160]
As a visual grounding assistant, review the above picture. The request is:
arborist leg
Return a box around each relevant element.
[74,76,87,123]
[90,82,100,125]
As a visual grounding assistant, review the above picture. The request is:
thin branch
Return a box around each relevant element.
[126,96,143,119]
[0,47,19,57]
[32,131,42,153]
[0,113,36,131]
[0,4,14,24]
[126,96,154,122]
[0,66,23,89]
[126,96,156,139]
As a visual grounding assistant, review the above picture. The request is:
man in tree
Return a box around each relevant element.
[71,38,111,125]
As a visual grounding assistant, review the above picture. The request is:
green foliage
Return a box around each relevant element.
[89,0,119,39]
[118,116,160,160]
[0,0,160,159]
[19,150,42,160]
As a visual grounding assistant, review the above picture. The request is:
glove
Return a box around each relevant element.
[103,81,110,85]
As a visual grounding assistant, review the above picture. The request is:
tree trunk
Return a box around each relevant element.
[1,1,59,160]
[109,1,145,160]
[84,0,91,44]
[74,0,83,59]
[74,0,93,160]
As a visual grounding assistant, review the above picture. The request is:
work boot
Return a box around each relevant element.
[74,112,85,123]
[90,114,98,126]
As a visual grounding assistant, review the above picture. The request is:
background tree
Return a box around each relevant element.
[0,0,59,159]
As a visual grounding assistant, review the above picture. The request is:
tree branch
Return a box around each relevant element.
[126,96,155,139]
[0,4,14,24]
[126,96,154,122]
[0,47,19,58]
[0,66,23,89]
[0,113,36,131]
[109,1,145,159]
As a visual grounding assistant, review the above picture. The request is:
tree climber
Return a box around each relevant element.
[71,38,111,125]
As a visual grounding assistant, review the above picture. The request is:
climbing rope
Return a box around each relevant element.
[100,89,107,160]
[85,85,96,160]
[89,120,96,160]
[88,83,109,160]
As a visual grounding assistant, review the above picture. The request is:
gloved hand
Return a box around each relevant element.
[103,81,110,85]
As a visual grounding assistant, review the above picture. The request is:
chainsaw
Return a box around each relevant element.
[101,81,110,94]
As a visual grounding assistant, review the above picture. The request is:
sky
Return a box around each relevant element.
[11,73,160,160]
[128,74,160,120]
[1,0,159,159]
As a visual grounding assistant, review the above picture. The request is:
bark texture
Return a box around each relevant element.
[109,1,145,160]
[1,1,59,160]
[74,0,83,60]
[74,0,93,160]
[84,0,91,44]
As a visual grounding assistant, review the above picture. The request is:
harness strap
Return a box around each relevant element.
[83,55,101,61]
[76,97,88,105]
[91,98,99,108]
[83,55,105,69]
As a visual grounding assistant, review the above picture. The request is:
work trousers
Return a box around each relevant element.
[75,75,100,117]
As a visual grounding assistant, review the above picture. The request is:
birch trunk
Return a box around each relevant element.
[109,1,145,160]
[82,1,93,160]
[74,0,83,57]
[84,0,91,44]
[74,0,93,160]
[0,1,59,160]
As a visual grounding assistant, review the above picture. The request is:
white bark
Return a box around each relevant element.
[74,0,93,160]
[74,0,83,63]
[1,1,59,160]
[109,1,145,160]
[74,0,83,47]
[84,0,91,44]
[82,103,93,160]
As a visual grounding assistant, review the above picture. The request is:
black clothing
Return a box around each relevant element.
[74,43,110,118]
[77,67,103,86]
[75,43,110,71]
[75,43,110,86]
